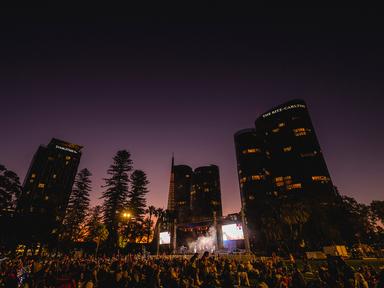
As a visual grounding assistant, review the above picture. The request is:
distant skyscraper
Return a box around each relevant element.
[166,160,223,223]
[191,165,222,221]
[17,138,82,242]
[235,99,337,247]
[173,164,193,223]
[167,156,176,212]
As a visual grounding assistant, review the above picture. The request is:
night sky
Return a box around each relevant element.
[1,4,383,214]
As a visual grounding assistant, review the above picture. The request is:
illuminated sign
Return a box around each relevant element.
[262,104,306,118]
[55,145,78,154]
[159,231,171,245]
[222,224,244,241]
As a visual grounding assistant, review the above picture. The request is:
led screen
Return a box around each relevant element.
[159,232,171,245]
[222,224,244,241]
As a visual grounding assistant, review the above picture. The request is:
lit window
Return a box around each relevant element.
[185,174,190,178]
[65,161,69,165]
[275,176,284,187]
[242,148,260,154]
[284,176,292,185]
[287,183,302,190]
[29,179,34,183]
[38,183,45,188]
[283,146,292,152]
[240,177,247,184]
[249,195,255,200]
[45,196,49,200]
[204,188,210,192]
[31,173,36,178]
[278,122,285,127]
[293,127,311,136]
[275,177,283,182]
[251,175,264,181]
[272,128,279,133]
[65,156,71,160]
[312,176,330,182]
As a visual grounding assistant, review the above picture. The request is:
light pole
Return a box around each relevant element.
[121,211,132,254]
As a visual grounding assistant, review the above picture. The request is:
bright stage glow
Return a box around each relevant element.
[222,224,244,241]
[159,232,171,245]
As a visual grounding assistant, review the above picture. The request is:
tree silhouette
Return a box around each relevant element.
[371,200,384,223]
[101,150,133,251]
[128,170,149,220]
[145,205,157,243]
[62,168,92,242]
[0,164,22,211]
[86,206,108,256]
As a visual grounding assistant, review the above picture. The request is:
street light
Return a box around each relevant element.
[122,212,131,219]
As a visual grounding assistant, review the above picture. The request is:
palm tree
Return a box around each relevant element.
[145,205,157,243]
[154,208,165,255]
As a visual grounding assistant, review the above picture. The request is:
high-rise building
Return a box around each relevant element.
[167,159,222,224]
[173,164,193,223]
[234,129,272,245]
[255,99,335,201]
[234,99,337,248]
[17,138,82,242]
[190,165,222,221]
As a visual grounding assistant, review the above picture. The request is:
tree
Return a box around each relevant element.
[371,200,384,223]
[101,150,133,251]
[0,164,22,212]
[128,170,149,220]
[62,168,92,242]
[145,205,157,243]
[280,201,310,252]
[154,208,165,255]
[86,206,109,256]
[337,196,376,244]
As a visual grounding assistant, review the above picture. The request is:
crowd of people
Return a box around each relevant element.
[1,251,383,287]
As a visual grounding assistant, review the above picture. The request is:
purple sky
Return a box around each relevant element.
[0,6,383,214]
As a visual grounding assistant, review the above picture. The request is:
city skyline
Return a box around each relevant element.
[1,7,383,215]
[2,95,382,215]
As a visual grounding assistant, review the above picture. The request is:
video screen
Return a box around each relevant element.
[159,231,171,245]
[222,224,244,241]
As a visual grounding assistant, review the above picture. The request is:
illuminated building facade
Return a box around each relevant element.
[165,160,223,251]
[234,129,272,246]
[255,99,335,201]
[235,99,337,248]
[17,138,82,243]
[167,160,223,224]
[173,164,193,223]
[190,165,223,221]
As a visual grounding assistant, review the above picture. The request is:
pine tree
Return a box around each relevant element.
[0,164,22,212]
[128,170,149,220]
[101,150,133,250]
[62,168,92,242]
